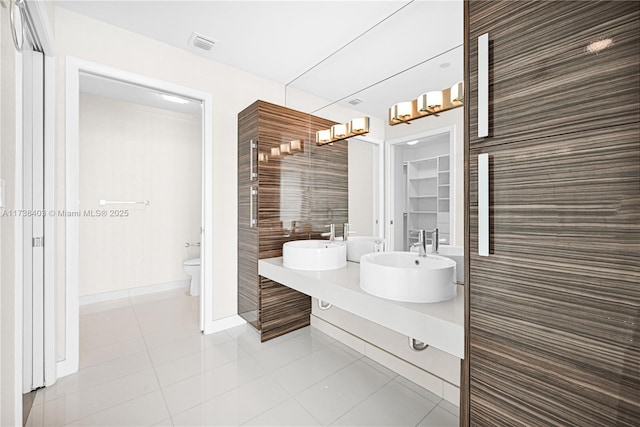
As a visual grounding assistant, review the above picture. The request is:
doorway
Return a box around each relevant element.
[385,126,458,251]
[61,58,215,378]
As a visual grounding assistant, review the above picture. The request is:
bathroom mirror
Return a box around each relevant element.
[285,46,463,248]
[280,1,465,414]
[283,0,463,247]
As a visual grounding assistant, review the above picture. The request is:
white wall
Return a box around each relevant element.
[348,139,375,236]
[53,7,373,363]
[54,7,282,359]
[0,5,21,425]
[78,94,201,296]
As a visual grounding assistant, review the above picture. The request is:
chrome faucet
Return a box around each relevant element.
[321,224,336,242]
[343,223,355,241]
[411,228,439,256]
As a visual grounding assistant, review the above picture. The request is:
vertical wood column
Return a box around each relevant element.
[464,1,640,425]
[238,100,348,342]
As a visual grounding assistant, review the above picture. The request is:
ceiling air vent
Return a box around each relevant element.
[189,32,216,52]
[348,98,364,106]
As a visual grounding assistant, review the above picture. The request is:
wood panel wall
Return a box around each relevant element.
[238,104,260,329]
[238,100,348,342]
[465,1,640,426]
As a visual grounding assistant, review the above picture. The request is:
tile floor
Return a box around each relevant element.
[27,289,459,426]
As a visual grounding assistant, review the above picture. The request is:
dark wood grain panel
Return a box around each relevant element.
[467,1,639,148]
[465,2,640,424]
[238,100,348,341]
[467,126,639,425]
[238,102,259,328]
[259,276,311,342]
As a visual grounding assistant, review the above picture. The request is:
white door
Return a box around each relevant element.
[22,49,46,392]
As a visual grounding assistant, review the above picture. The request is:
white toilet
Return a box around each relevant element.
[183,258,201,296]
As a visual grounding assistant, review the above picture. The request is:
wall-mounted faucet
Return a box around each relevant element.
[410,228,439,256]
[321,224,336,242]
[185,242,201,248]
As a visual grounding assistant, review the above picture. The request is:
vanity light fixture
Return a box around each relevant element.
[259,139,304,163]
[316,129,332,145]
[316,116,371,145]
[350,117,370,134]
[417,91,443,114]
[450,81,464,105]
[331,123,348,139]
[391,101,414,122]
[388,82,464,126]
[280,142,292,155]
[289,139,303,152]
[160,93,189,104]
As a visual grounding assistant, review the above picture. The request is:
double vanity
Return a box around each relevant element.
[258,238,464,359]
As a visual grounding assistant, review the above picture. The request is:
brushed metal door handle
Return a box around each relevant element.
[478,33,489,138]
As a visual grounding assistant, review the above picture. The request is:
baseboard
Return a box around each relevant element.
[210,315,246,333]
[79,280,190,305]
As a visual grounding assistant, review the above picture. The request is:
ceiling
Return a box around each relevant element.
[80,72,203,116]
[60,0,463,120]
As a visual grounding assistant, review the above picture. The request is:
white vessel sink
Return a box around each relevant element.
[283,240,347,271]
[360,251,456,303]
[337,236,386,262]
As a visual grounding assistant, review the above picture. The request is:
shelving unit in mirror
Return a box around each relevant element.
[406,154,450,249]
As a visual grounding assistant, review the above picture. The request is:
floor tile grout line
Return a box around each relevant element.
[289,349,365,398]
[77,337,149,371]
[242,331,337,374]
[326,374,399,427]
[165,365,274,421]
[415,402,441,427]
[80,325,142,352]
[148,332,240,378]
[235,373,293,427]
[293,357,399,427]
[72,293,456,426]
[270,342,365,397]
[391,376,445,406]
[46,375,161,426]
[130,294,178,424]
[60,389,164,427]
[436,400,461,418]
[35,365,161,416]
[34,350,152,406]
[167,328,335,422]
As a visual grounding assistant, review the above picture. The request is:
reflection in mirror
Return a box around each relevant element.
[386,108,464,254]
[276,1,465,416]
[348,137,382,238]
[391,131,454,251]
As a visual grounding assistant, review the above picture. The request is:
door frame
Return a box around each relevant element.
[349,135,385,239]
[13,0,57,396]
[385,125,458,251]
[61,57,215,377]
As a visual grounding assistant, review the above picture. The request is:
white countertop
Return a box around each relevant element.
[258,257,464,359]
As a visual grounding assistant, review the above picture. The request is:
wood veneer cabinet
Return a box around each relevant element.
[237,100,348,341]
[464,2,639,426]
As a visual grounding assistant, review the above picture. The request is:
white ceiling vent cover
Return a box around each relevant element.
[189,32,217,51]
